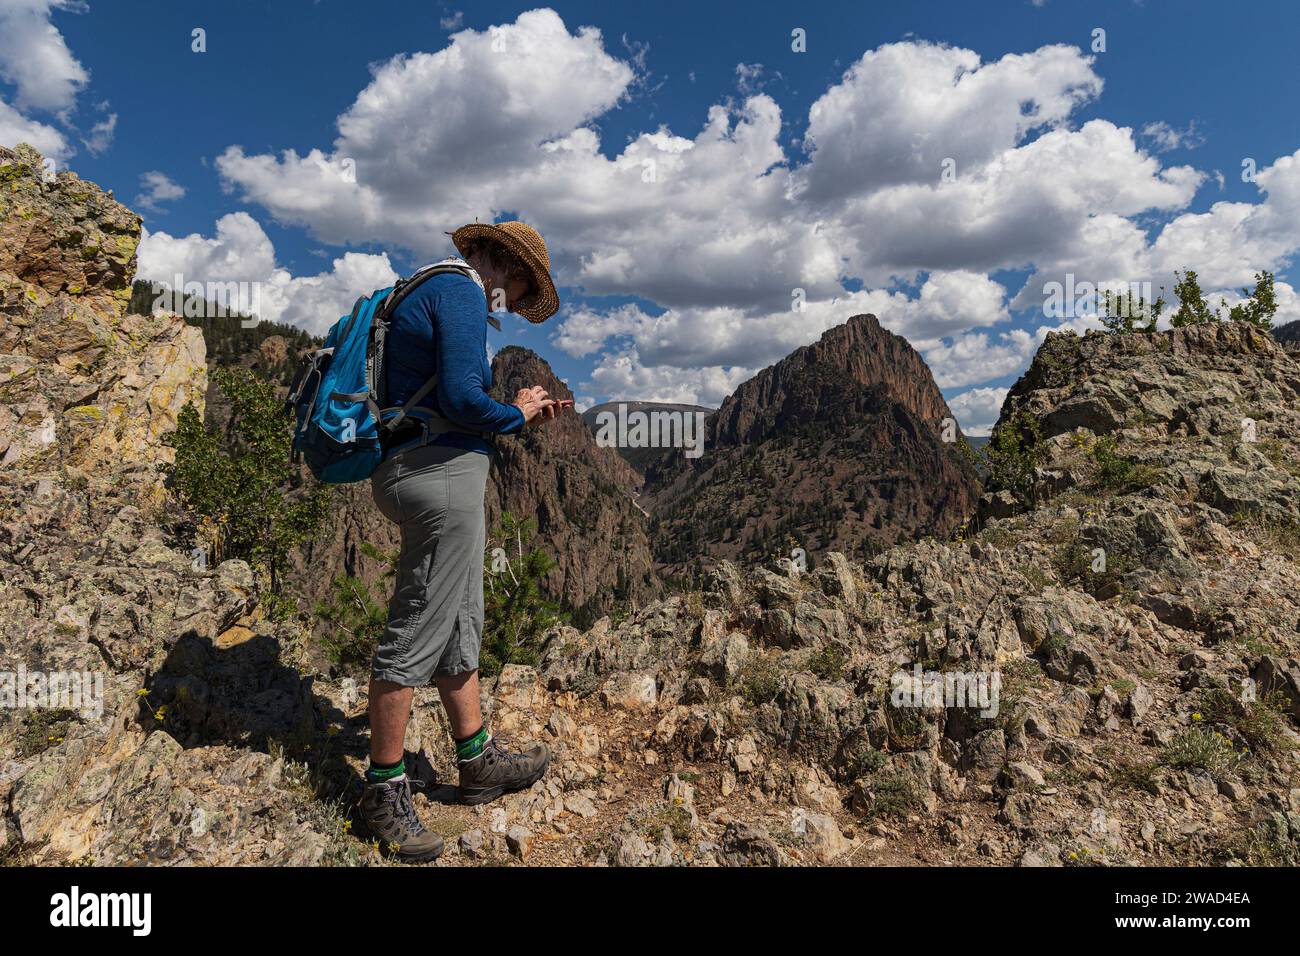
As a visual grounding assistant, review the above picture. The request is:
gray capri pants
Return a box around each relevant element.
[369,443,490,686]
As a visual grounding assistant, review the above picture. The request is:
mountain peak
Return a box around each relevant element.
[708,314,954,449]
[643,313,979,575]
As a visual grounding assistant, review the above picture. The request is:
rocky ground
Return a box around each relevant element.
[3,142,1299,867]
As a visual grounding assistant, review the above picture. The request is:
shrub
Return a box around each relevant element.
[883,696,931,750]
[1127,268,1280,331]
[845,743,888,778]
[314,542,395,671]
[1100,287,1164,334]
[1163,726,1238,775]
[864,772,918,818]
[1017,562,1052,594]
[738,652,783,705]
[1225,271,1278,330]
[1089,435,1161,491]
[984,409,1048,506]
[808,642,847,681]
[1229,509,1300,561]
[1110,759,1160,795]
[166,366,330,589]
[1196,688,1292,756]
[18,709,80,758]
[1170,270,1218,327]
[638,804,694,843]
[481,512,563,678]
[1216,822,1299,866]
[1051,537,1129,596]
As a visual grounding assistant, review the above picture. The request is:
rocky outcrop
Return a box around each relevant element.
[995,323,1300,528]
[487,346,661,619]
[643,314,980,577]
[0,144,205,495]
[0,146,332,863]
[0,144,138,316]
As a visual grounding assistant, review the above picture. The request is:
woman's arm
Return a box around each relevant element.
[431,274,526,434]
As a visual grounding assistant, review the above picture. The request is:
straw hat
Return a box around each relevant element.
[451,220,559,323]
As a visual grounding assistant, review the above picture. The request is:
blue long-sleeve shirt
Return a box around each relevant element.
[384,270,524,455]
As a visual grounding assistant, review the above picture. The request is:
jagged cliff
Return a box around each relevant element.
[487,346,661,619]
[643,314,980,577]
[0,145,296,860]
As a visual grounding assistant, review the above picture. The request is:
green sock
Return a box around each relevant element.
[455,726,489,762]
[366,757,405,783]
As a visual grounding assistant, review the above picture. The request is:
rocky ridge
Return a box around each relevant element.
[0,144,310,861]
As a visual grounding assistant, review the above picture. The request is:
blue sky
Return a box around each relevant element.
[4,0,1299,433]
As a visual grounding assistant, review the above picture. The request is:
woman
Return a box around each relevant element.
[357,220,566,862]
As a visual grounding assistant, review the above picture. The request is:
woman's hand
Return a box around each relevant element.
[513,385,561,427]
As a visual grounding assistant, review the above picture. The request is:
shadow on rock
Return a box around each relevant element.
[141,630,367,807]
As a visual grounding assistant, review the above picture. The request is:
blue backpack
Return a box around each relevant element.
[286,259,481,483]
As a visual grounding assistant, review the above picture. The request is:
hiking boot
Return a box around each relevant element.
[458,737,550,806]
[357,777,444,862]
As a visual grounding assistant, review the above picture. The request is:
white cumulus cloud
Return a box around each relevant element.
[136,212,399,335]
[132,11,1300,407]
[0,0,88,113]
[134,170,185,212]
[946,386,1009,437]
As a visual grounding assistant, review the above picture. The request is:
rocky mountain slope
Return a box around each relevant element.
[0,144,289,860]
[4,144,1298,868]
[486,347,661,620]
[1273,320,1300,351]
[642,315,980,578]
[442,320,1300,867]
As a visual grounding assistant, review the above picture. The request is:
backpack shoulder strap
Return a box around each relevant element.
[376,258,483,432]
[380,257,481,324]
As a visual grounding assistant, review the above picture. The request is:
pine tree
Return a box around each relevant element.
[166,366,330,591]
[984,408,1047,507]
[1225,270,1278,329]
[314,542,396,669]
[1170,270,1218,327]
[481,512,563,677]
